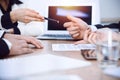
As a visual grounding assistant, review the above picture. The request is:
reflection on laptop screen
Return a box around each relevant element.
[48,6,92,30]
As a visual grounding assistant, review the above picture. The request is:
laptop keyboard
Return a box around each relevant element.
[37,34,73,40]
[43,34,71,37]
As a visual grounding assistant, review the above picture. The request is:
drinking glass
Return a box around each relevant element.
[95,29,120,69]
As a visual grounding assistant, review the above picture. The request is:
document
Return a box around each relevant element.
[22,74,82,80]
[104,67,120,78]
[52,44,96,51]
[0,54,91,79]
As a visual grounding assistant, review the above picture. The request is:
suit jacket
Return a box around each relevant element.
[95,21,120,31]
[0,0,44,36]
[0,30,9,59]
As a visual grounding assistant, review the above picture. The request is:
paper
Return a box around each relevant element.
[22,75,82,80]
[52,44,96,51]
[104,67,120,78]
[0,54,91,79]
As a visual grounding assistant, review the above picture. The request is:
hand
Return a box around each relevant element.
[10,8,44,23]
[4,34,43,49]
[64,15,89,39]
[9,39,34,55]
[74,28,119,44]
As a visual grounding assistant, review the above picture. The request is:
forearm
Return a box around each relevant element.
[1,13,21,34]
[114,32,120,41]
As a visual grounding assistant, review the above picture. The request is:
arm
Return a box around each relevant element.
[74,28,120,44]
[11,8,45,36]
[64,15,120,40]
[95,22,120,31]
[0,33,43,58]
[63,15,88,40]
[1,13,21,34]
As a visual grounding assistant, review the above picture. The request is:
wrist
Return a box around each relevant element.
[89,25,97,31]
[10,11,17,23]
[3,38,12,50]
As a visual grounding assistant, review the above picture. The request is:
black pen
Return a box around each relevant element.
[44,17,59,23]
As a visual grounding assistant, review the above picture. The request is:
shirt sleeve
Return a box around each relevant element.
[89,25,97,31]
[0,30,5,38]
[3,38,12,50]
[95,22,120,31]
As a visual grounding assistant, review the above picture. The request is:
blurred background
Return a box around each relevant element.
[23,0,120,24]
[100,0,120,23]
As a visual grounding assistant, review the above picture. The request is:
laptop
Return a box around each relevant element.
[37,1,100,40]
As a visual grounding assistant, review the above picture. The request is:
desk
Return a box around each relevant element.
[10,40,120,80]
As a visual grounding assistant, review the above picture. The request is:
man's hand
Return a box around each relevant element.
[4,34,43,49]
[9,39,33,55]
[64,15,89,39]
[74,28,119,44]
[3,34,44,56]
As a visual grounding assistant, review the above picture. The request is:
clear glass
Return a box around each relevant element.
[96,41,119,69]
[96,29,120,69]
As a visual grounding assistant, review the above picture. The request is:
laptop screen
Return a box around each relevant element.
[48,6,92,30]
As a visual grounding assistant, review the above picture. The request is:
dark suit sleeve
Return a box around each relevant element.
[95,21,120,31]
[0,38,9,59]
[1,13,21,34]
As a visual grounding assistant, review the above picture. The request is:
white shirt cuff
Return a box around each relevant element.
[0,30,5,38]
[3,38,12,50]
[89,25,98,31]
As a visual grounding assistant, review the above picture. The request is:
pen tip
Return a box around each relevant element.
[57,21,59,23]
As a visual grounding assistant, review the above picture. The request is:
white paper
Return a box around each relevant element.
[104,67,120,78]
[52,44,96,51]
[0,54,91,79]
[22,75,82,80]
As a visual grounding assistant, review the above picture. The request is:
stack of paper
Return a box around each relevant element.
[22,75,82,80]
[52,44,96,51]
[0,54,91,79]
[104,67,120,78]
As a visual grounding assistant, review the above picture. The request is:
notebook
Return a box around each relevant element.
[37,0,100,40]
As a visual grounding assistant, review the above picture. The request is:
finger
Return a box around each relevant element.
[67,26,80,32]
[67,15,81,23]
[20,42,29,48]
[88,32,98,44]
[26,10,44,21]
[83,28,91,41]
[63,22,73,28]
[26,8,39,14]
[72,33,80,39]
[20,48,33,54]
[87,33,95,43]
[67,15,87,26]
[74,40,88,45]
[24,16,43,23]
[68,28,80,35]
[91,33,97,44]
[26,37,44,48]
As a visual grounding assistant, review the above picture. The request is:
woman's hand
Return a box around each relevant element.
[10,8,44,23]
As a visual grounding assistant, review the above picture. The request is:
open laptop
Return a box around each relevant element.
[37,0,100,40]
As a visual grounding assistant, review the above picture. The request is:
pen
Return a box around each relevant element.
[44,17,59,23]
